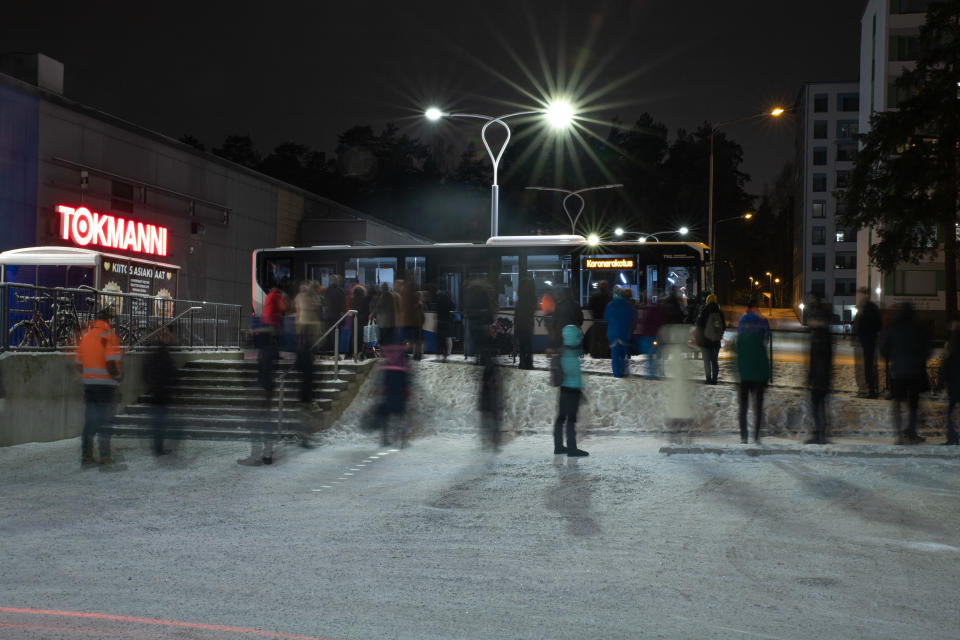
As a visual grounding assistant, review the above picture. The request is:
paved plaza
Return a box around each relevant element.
[2,431,958,639]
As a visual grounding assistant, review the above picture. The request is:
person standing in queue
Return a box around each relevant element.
[515,278,536,369]
[587,280,612,358]
[938,321,960,446]
[77,308,124,471]
[554,324,589,457]
[804,293,833,444]
[880,302,929,444]
[854,287,882,398]
[604,287,637,378]
[735,297,771,444]
[696,294,725,385]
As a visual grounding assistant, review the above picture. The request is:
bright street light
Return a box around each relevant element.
[525,184,622,236]
[678,226,689,236]
[614,227,624,237]
[770,107,785,117]
[426,101,576,237]
[587,233,600,246]
[636,229,687,243]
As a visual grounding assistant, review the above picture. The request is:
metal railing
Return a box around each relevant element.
[0,282,242,351]
[311,309,359,379]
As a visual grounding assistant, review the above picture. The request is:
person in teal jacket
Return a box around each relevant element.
[736,298,771,443]
[554,324,589,457]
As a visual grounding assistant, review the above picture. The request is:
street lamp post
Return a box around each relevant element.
[765,271,774,315]
[712,212,752,290]
[426,102,574,237]
[707,107,785,285]
[525,184,623,236]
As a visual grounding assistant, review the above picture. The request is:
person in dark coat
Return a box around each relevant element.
[695,293,725,385]
[604,288,637,378]
[515,278,536,369]
[804,294,833,444]
[144,331,177,456]
[464,280,495,360]
[736,298,771,444]
[660,287,685,325]
[853,287,882,398]
[550,287,583,349]
[373,283,398,345]
[880,302,929,444]
[939,321,960,445]
[432,286,454,361]
[587,281,612,358]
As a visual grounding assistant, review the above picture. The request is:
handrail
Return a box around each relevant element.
[131,306,202,347]
[310,309,358,353]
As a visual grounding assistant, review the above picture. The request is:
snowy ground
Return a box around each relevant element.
[2,432,958,639]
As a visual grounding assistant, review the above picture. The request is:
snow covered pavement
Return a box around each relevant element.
[1,432,958,639]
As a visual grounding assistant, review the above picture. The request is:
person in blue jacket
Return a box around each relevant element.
[554,324,589,457]
[604,288,638,378]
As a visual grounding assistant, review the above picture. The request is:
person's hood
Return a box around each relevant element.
[562,324,583,347]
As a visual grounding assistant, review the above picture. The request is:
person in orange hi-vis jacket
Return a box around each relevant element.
[76,308,124,471]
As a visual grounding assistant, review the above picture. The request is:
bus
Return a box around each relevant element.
[252,235,709,352]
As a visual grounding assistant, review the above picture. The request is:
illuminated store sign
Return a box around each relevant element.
[585,258,634,269]
[58,205,168,257]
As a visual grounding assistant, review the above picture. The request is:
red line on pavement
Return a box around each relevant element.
[0,607,329,640]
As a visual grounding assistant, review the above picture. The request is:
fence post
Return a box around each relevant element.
[353,311,358,362]
[190,306,195,348]
[214,304,219,349]
[333,326,340,379]
[1,284,7,351]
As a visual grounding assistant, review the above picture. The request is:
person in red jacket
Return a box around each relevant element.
[76,309,124,470]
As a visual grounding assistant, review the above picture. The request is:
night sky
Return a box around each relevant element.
[3,0,864,194]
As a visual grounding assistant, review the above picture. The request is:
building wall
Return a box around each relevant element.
[796,82,860,322]
[0,69,428,321]
[0,83,38,252]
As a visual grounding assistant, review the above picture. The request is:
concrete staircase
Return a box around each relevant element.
[109,358,375,443]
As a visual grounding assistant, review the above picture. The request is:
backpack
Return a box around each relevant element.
[704,311,724,342]
[550,348,564,387]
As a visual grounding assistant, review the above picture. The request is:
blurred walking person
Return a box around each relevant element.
[477,335,503,451]
[696,293,725,385]
[294,282,322,350]
[433,286,454,361]
[587,280,612,358]
[144,330,177,456]
[241,283,287,466]
[373,283,398,346]
[854,287,882,398]
[736,298,771,444]
[77,309,124,470]
[515,278,536,369]
[880,302,929,444]
[322,275,346,354]
[374,342,411,446]
[554,324,588,457]
[804,294,833,444]
[398,280,424,360]
[938,321,960,445]
[604,287,637,378]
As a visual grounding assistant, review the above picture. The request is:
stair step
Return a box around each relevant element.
[164,383,348,396]
[122,404,318,418]
[108,425,306,443]
[112,414,307,428]
[173,375,354,385]
[136,395,334,408]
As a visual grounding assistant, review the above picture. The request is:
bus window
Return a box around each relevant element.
[499,255,519,308]
[439,270,461,310]
[580,254,638,306]
[266,259,292,290]
[306,263,332,288]
[527,254,571,303]
[342,257,397,290]
[644,265,659,303]
[404,256,426,287]
[666,265,694,304]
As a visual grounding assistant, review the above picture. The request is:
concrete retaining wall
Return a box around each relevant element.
[333,360,950,442]
[0,351,242,446]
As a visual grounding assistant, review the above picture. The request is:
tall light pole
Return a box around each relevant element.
[707,107,785,284]
[525,184,623,235]
[712,212,752,289]
[426,101,575,237]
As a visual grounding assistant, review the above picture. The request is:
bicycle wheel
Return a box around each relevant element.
[55,318,81,347]
[12,320,49,348]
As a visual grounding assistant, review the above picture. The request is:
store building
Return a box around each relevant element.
[0,53,427,315]
[792,81,860,323]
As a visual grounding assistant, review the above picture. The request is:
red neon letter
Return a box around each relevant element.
[58,205,75,240]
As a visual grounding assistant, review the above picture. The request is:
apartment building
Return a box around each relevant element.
[857,0,943,325]
[793,82,861,323]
